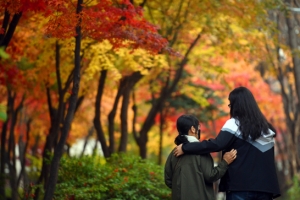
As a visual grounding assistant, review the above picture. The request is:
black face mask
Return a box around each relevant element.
[197,129,201,139]
[194,124,201,139]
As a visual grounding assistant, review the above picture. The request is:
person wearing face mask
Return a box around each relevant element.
[164,114,237,200]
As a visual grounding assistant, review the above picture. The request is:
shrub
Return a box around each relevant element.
[54,153,171,200]
[287,176,300,200]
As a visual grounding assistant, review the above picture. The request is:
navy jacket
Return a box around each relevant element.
[182,118,281,198]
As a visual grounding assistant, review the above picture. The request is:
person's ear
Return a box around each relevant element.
[191,126,195,133]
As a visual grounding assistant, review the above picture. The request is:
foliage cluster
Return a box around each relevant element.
[53,153,171,200]
[287,176,300,200]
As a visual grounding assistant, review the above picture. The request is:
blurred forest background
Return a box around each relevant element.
[0,0,300,199]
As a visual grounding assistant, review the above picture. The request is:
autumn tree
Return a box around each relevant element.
[258,0,300,187]
[42,0,172,199]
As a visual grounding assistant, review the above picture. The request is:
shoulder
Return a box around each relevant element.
[166,149,176,161]
[199,154,214,165]
[267,123,276,137]
[221,118,238,130]
[262,128,276,139]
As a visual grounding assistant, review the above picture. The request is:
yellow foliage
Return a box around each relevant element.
[82,40,169,83]
[180,84,210,106]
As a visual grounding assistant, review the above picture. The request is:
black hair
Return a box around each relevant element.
[228,86,271,141]
[174,114,200,145]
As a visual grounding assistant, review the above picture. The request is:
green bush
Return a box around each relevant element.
[287,176,300,200]
[54,153,171,200]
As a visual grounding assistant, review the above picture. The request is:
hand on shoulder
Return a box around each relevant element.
[223,149,237,164]
[174,144,184,157]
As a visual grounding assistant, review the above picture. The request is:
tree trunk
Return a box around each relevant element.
[132,92,140,146]
[43,0,83,199]
[94,70,110,157]
[17,118,31,188]
[286,5,300,107]
[157,108,164,165]
[31,135,40,157]
[7,94,24,200]
[35,42,66,199]
[0,88,11,199]
[136,34,201,158]
[97,72,143,155]
[263,7,300,184]
[108,77,125,154]
[285,4,300,176]
[119,89,130,152]
[0,12,22,49]
[118,72,143,152]
[0,9,10,43]
[80,126,95,157]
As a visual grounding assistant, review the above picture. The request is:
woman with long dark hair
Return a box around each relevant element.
[173,87,281,199]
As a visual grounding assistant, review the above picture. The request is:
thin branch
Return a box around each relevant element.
[55,41,62,94]
[0,9,10,43]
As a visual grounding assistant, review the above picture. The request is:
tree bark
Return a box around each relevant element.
[118,72,143,152]
[80,126,95,157]
[119,88,130,152]
[43,0,83,199]
[108,77,125,154]
[101,72,143,155]
[94,70,110,157]
[17,118,31,188]
[35,42,66,199]
[264,7,300,182]
[0,88,11,199]
[285,3,300,176]
[7,94,24,200]
[136,34,201,158]
[0,9,10,43]
[0,12,22,49]
[286,4,300,108]
[157,108,165,165]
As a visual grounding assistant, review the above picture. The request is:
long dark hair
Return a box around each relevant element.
[174,114,200,145]
[229,87,270,141]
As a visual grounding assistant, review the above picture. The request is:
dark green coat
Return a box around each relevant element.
[164,148,228,200]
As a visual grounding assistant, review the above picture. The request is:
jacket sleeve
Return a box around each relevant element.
[199,155,228,183]
[182,130,236,154]
[182,119,238,154]
[164,151,173,189]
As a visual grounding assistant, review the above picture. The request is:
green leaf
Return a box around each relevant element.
[0,104,7,121]
[0,111,7,121]
[0,47,10,59]
[17,57,35,70]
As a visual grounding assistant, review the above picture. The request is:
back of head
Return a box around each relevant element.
[228,86,269,140]
[174,114,199,145]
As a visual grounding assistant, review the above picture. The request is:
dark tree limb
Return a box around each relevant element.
[137,34,201,158]
[0,12,22,49]
[94,70,110,157]
[17,118,32,188]
[80,126,95,157]
[0,9,10,43]
[43,0,83,199]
